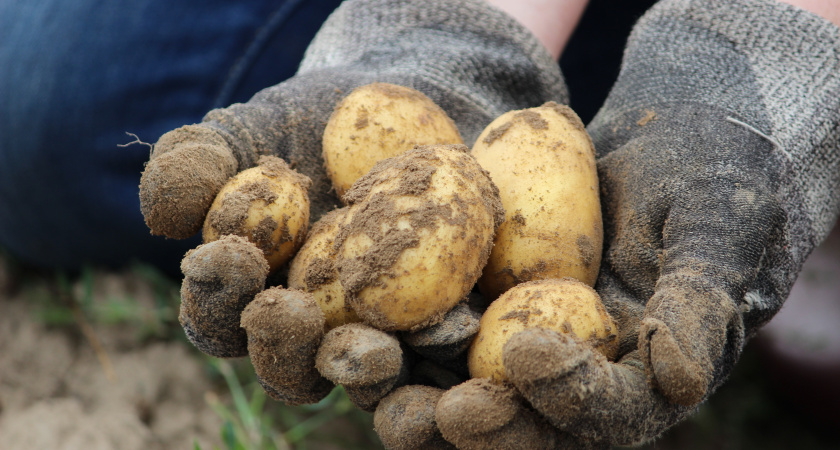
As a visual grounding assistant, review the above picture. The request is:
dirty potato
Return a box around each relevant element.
[322,83,463,199]
[334,144,504,332]
[471,102,603,300]
[287,207,361,330]
[203,156,311,272]
[468,278,618,382]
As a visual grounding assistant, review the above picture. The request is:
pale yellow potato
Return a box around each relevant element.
[334,144,504,332]
[322,82,463,199]
[203,156,311,272]
[468,278,618,382]
[472,102,603,300]
[288,207,361,330]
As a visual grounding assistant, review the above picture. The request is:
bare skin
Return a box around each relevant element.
[780,0,840,25]
[489,0,840,63]
[485,0,589,60]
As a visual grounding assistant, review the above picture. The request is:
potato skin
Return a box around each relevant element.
[472,102,603,300]
[468,278,618,383]
[334,144,504,332]
[322,83,463,199]
[287,207,361,330]
[203,156,311,272]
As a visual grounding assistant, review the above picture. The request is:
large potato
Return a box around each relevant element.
[334,144,504,331]
[203,156,311,272]
[468,278,618,382]
[322,82,463,199]
[287,207,361,330]
[472,102,603,300]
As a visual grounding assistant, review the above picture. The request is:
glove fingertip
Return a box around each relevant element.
[140,124,237,239]
[241,287,333,405]
[179,235,269,358]
[640,317,708,406]
[436,378,567,450]
[374,385,454,450]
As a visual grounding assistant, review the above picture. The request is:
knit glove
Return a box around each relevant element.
[138,0,565,413]
[139,0,565,238]
[431,0,840,447]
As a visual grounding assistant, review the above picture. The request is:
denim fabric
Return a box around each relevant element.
[0,0,344,274]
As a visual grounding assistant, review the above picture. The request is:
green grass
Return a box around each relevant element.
[200,359,382,450]
[23,263,183,343]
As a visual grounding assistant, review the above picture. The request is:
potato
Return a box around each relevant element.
[287,207,361,330]
[203,156,311,272]
[468,278,618,382]
[334,144,504,331]
[471,102,603,300]
[322,83,463,199]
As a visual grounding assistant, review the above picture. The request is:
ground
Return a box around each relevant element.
[0,252,837,449]
[0,255,379,450]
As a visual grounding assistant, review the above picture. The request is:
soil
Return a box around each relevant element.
[0,254,385,450]
[0,260,223,450]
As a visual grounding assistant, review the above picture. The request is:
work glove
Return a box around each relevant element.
[426,0,840,447]
[139,0,565,412]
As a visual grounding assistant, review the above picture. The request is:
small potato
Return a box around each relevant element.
[287,207,361,330]
[203,156,311,272]
[335,144,504,332]
[468,278,618,382]
[472,102,603,300]
[322,83,463,199]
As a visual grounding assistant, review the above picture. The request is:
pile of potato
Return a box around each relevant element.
[160,82,618,415]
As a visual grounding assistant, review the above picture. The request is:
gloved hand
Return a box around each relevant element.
[139,0,566,412]
[391,0,840,448]
[139,0,566,239]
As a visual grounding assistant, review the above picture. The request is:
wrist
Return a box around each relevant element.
[485,0,589,60]
[778,0,840,26]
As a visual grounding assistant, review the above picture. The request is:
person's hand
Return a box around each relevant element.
[138,0,567,413]
[379,0,840,448]
[138,0,566,240]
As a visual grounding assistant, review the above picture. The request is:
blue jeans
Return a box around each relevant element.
[0,0,344,274]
